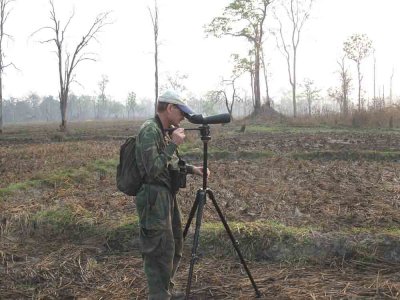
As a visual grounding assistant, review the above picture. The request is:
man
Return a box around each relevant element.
[135,90,207,299]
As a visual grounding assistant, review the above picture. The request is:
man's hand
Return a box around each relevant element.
[171,128,185,145]
[192,166,210,178]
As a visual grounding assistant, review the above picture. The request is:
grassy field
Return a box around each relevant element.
[1,119,400,299]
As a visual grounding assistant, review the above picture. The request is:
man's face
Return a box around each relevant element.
[168,104,185,127]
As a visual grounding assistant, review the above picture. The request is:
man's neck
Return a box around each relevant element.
[156,113,169,130]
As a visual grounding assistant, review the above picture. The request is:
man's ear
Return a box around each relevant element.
[166,103,174,113]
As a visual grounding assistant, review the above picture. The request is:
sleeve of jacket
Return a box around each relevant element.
[136,125,177,182]
[185,164,194,174]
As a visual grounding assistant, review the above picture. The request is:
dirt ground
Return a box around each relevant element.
[1,120,400,299]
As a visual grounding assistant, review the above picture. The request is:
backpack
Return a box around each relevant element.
[116,136,143,196]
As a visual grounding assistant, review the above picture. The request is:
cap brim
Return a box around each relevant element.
[176,104,195,117]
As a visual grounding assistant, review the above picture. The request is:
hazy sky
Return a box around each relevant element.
[4,0,400,103]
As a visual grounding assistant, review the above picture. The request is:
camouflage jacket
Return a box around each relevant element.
[135,115,192,190]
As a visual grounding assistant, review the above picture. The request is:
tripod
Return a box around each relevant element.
[182,124,261,299]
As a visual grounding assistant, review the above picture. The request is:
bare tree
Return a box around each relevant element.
[149,0,159,114]
[328,56,352,116]
[126,91,137,119]
[0,0,14,134]
[97,74,109,119]
[338,55,351,116]
[302,78,319,116]
[372,49,376,99]
[343,33,372,111]
[205,0,274,116]
[32,0,110,131]
[207,76,242,120]
[389,67,394,106]
[162,71,188,93]
[274,0,314,117]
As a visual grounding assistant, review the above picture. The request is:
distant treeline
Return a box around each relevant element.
[6,90,395,125]
[2,93,154,124]
[2,92,238,124]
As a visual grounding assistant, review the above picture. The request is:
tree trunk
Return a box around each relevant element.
[261,47,270,108]
[373,54,376,99]
[150,2,159,115]
[154,41,158,114]
[59,92,68,132]
[0,75,3,134]
[339,57,349,116]
[292,50,297,117]
[343,92,348,116]
[253,42,261,115]
[292,84,296,117]
[250,71,254,109]
[389,68,394,106]
[357,61,361,111]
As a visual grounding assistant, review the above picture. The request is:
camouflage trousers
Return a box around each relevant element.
[136,184,183,300]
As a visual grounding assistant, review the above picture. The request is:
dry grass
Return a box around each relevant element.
[1,119,400,299]
[277,107,400,129]
[1,245,399,299]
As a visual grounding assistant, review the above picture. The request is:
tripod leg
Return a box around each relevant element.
[185,189,207,300]
[206,189,262,298]
[183,189,201,239]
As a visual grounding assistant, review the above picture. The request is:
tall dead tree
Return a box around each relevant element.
[149,0,159,114]
[0,0,14,134]
[274,0,314,117]
[33,0,110,131]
